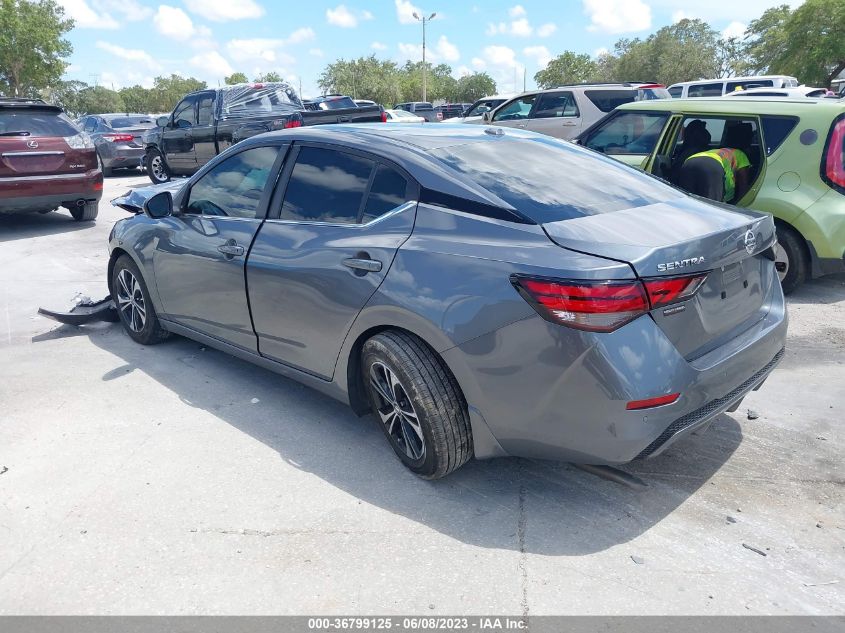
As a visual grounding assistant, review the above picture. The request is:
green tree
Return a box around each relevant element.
[400,61,457,102]
[746,0,845,86]
[611,19,721,85]
[0,0,73,97]
[75,85,124,115]
[592,51,619,82]
[43,79,87,116]
[224,72,248,85]
[148,74,207,112]
[456,72,496,102]
[118,85,152,113]
[319,56,403,105]
[534,52,598,89]
[254,71,283,82]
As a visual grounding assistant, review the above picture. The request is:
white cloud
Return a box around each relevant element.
[226,39,296,65]
[651,0,802,23]
[371,41,388,50]
[510,17,532,36]
[189,51,234,78]
[309,48,324,57]
[56,0,119,29]
[484,45,518,68]
[455,65,471,77]
[96,0,151,21]
[99,70,155,89]
[594,46,609,57]
[395,0,422,24]
[361,9,374,20]
[398,42,425,61]
[285,27,316,44]
[672,10,695,22]
[326,5,357,27]
[523,45,551,67]
[537,22,557,37]
[95,41,159,70]
[584,0,651,33]
[508,4,526,17]
[722,21,747,40]
[482,45,524,92]
[486,22,505,36]
[153,5,196,40]
[184,0,264,22]
[435,35,460,62]
[471,57,486,70]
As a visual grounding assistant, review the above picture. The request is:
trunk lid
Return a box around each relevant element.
[0,107,92,177]
[542,197,777,359]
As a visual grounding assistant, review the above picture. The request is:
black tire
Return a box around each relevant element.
[145,148,170,184]
[69,201,98,221]
[775,224,808,295]
[98,153,113,177]
[362,330,472,479]
[110,255,169,345]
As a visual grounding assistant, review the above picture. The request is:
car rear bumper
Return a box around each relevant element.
[99,145,145,169]
[443,270,788,464]
[0,170,103,214]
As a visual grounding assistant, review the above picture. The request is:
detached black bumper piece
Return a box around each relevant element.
[38,295,118,326]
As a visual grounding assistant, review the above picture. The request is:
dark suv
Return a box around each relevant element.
[0,98,102,221]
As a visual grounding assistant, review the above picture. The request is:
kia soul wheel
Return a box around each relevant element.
[362,330,473,479]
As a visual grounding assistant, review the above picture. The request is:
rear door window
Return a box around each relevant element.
[0,110,80,137]
[280,146,375,224]
[726,79,774,92]
[582,111,669,155]
[585,89,636,112]
[668,86,683,98]
[362,165,409,223]
[688,83,723,97]
[761,116,798,155]
[197,94,215,125]
[532,91,578,118]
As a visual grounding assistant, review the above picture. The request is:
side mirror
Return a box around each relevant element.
[156,115,169,128]
[482,111,492,123]
[144,191,173,219]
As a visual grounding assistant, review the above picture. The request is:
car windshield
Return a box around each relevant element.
[106,116,156,129]
[0,110,79,136]
[465,100,505,117]
[430,136,682,223]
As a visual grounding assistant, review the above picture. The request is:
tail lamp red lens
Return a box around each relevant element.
[284,116,303,129]
[102,133,134,143]
[823,116,845,191]
[626,393,680,410]
[512,272,708,333]
[380,110,388,123]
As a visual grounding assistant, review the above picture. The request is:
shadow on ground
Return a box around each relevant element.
[0,211,92,243]
[35,321,744,556]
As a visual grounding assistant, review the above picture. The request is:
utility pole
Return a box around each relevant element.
[413,11,437,102]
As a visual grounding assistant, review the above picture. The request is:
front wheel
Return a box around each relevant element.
[111,255,169,345]
[774,224,808,295]
[362,330,473,479]
[145,149,170,184]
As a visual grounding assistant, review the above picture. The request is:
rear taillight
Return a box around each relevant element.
[823,115,845,192]
[512,276,648,332]
[284,113,303,129]
[102,133,134,143]
[380,110,388,123]
[642,274,707,307]
[512,272,708,332]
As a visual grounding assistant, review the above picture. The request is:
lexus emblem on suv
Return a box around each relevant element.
[744,230,757,254]
[27,140,38,149]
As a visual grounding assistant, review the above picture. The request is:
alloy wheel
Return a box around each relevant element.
[150,155,166,182]
[774,242,789,282]
[116,269,146,333]
[369,361,425,461]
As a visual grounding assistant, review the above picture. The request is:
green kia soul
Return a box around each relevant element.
[578,97,845,293]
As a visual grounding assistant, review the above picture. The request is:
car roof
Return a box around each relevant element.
[668,75,797,87]
[617,96,845,116]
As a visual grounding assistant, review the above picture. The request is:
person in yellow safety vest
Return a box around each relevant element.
[677,122,754,203]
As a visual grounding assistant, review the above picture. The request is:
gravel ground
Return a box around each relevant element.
[0,172,843,615]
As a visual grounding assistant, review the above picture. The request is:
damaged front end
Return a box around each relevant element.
[38,294,118,326]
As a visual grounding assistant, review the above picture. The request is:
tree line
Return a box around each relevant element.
[1,0,842,117]
[535,1,844,89]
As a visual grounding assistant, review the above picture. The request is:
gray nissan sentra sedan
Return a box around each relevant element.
[109,124,787,479]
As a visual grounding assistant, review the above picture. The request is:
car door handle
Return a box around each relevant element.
[342,257,382,273]
[516,123,527,128]
[562,121,578,126]
[217,240,244,256]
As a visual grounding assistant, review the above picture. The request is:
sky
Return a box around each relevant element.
[58,0,803,98]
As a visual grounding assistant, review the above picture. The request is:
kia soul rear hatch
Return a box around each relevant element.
[430,135,776,359]
[0,104,91,178]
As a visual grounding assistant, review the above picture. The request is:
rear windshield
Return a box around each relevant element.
[413,103,434,111]
[0,110,79,137]
[106,116,156,129]
[585,88,669,113]
[316,96,357,110]
[430,136,682,223]
[220,83,302,119]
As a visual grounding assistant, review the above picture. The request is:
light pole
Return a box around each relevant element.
[412,11,436,102]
